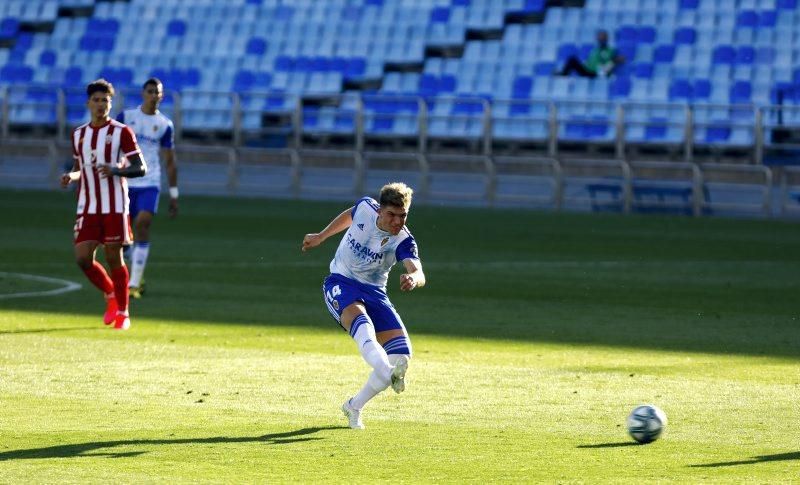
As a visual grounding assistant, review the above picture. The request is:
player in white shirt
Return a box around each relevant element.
[116,78,178,298]
[302,182,426,429]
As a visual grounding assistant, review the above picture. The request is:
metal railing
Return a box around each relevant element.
[699,163,773,216]
[780,166,800,217]
[4,87,799,166]
[0,136,792,219]
[0,138,60,188]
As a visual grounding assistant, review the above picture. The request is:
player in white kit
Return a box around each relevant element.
[301,182,426,429]
[116,78,178,298]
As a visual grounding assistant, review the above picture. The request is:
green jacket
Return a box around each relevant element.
[585,46,618,74]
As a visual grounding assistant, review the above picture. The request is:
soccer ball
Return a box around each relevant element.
[626,404,667,444]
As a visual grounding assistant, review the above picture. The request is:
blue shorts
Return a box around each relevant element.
[128,186,160,219]
[322,273,406,334]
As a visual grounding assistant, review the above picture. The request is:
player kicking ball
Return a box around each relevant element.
[60,79,147,330]
[302,182,425,429]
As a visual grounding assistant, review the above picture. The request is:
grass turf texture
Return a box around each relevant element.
[0,188,798,482]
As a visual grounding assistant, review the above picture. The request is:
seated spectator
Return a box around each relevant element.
[556,30,625,78]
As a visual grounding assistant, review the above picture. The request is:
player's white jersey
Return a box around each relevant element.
[117,107,174,188]
[330,197,419,288]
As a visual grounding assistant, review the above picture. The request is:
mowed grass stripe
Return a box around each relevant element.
[0,188,799,481]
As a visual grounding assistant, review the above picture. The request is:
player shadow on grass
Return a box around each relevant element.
[0,426,347,461]
[0,327,99,335]
[689,451,800,468]
[576,442,639,449]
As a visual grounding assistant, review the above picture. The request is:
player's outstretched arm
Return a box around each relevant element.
[301,207,353,252]
[400,258,425,291]
[98,153,147,178]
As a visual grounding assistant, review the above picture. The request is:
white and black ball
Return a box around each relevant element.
[626,404,667,444]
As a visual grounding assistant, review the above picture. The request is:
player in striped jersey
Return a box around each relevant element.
[302,182,425,429]
[116,78,178,299]
[60,79,147,330]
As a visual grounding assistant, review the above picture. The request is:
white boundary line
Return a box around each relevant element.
[0,272,83,300]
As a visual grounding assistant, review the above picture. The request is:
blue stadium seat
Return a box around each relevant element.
[632,63,654,79]
[736,10,758,28]
[0,64,34,84]
[430,7,450,23]
[703,121,731,143]
[736,46,755,64]
[512,76,533,99]
[653,44,675,63]
[729,81,752,104]
[39,49,56,67]
[556,43,579,63]
[0,17,20,41]
[245,37,267,56]
[608,77,632,99]
[712,45,736,65]
[344,58,366,79]
[63,66,83,86]
[533,61,556,77]
[668,79,692,101]
[674,27,696,45]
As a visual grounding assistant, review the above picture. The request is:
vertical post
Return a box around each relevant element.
[57,88,66,141]
[762,166,773,217]
[754,107,763,166]
[484,155,496,206]
[232,93,242,147]
[418,96,427,154]
[1,86,8,140]
[289,148,302,198]
[173,91,183,144]
[547,101,557,157]
[417,152,430,201]
[355,95,364,153]
[226,147,239,192]
[691,163,702,217]
[684,105,694,162]
[482,98,491,156]
[621,160,632,214]
[47,140,59,186]
[553,158,563,211]
[293,96,302,149]
[353,151,365,196]
[615,103,625,160]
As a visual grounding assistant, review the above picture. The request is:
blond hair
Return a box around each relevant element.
[379,182,413,209]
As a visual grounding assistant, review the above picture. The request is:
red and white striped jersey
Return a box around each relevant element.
[71,119,142,215]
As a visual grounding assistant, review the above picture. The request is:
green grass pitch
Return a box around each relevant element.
[1,188,799,482]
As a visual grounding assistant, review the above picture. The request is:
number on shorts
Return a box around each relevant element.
[326,284,341,302]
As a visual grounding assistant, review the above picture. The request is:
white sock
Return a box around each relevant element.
[387,354,410,367]
[350,314,393,383]
[129,242,150,288]
[350,370,390,410]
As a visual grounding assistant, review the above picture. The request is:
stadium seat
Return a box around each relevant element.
[674,27,696,45]
[0,17,20,42]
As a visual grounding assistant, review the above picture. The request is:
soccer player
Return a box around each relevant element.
[116,78,178,298]
[301,182,425,429]
[60,79,147,330]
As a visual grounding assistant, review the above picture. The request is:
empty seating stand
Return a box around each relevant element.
[0,0,797,158]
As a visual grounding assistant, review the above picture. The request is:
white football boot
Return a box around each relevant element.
[390,355,409,394]
[341,399,364,430]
